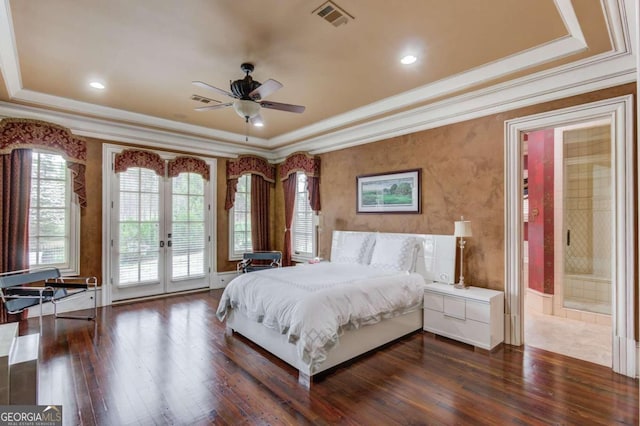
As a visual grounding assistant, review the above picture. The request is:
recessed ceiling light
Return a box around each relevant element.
[401,55,417,65]
[89,81,105,89]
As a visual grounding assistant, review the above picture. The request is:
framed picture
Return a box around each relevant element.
[356,169,421,214]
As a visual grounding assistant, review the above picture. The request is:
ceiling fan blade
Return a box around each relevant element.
[192,80,235,98]
[248,78,283,100]
[260,100,305,114]
[194,102,233,112]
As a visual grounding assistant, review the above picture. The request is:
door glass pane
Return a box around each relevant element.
[118,167,160,285]
[563,125,611,314]
[171,172,206,280]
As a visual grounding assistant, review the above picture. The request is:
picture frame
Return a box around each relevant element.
[356,169,421,214]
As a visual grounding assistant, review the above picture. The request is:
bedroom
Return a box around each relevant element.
[0,0,638,424]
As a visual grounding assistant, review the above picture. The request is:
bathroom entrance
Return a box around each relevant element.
[505,95,636,378]
[522,119,612,366]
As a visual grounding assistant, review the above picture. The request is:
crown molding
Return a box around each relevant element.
[270,50,635,162]
[0,0,635,162]
[13,89,268,147]
[0,101,271,159]
[0,0,19,94]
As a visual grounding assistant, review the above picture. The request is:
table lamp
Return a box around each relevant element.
[454,217,472,289]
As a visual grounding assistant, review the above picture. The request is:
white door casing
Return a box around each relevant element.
[504,95,636,377]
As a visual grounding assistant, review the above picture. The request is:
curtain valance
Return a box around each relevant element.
[227,155,275,183]
[279,152,321,213]
[225,155,275,211]
[114,150,210,182]
[0,118,87,207]
[168,156,210,181]
[278,152,320,181]
[114,149,165,176]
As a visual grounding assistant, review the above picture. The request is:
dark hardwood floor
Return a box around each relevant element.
[17,290,638,425]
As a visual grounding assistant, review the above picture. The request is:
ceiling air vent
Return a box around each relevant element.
[312,1,353,27]
[190,94,218,104]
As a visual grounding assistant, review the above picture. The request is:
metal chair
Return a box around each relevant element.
[0,267,98,332]
[237,251,282,273]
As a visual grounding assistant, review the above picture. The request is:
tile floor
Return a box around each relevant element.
[524,302,612,367]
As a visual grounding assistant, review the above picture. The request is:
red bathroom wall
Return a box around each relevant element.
[527,129,554,294]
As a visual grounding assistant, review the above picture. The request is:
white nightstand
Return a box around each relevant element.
[423,282,504,351]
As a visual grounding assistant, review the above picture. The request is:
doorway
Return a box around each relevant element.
[504,95,636,378]
[522,119,613,367]
[102,145,216,303]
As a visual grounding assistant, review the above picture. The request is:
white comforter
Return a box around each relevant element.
[216,262,424,369]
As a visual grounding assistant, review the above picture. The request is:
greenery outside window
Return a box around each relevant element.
[229,174,252,259]
[28,150,79,275]
[292,172,316,262]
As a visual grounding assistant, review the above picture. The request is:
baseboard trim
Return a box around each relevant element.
[213,271,238,289]
[26,288,102,318]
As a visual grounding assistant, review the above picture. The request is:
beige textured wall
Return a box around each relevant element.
[311,83,636,292]
[318,120,505,289]
[79,137,104,282]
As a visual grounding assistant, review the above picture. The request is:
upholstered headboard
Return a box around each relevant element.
[331,231,456,284]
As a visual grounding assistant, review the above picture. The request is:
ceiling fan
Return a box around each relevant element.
[192,63,305,126]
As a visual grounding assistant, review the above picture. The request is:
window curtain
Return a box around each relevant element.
[224,155,275,210]
[282,173,297,267]
[307,175,321,212]
[279,152,321,266]
[0,149,32,322]
[0,118,88,207]
[278,152,321,212]
[0,118,87,323]
[225,155,275,254]
[250,174,271,252]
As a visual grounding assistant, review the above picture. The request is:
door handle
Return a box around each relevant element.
[531,207,539,221]
[159,241,164,248]
[566,230,570,246]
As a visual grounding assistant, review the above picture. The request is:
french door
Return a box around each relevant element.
[106,148,214,302]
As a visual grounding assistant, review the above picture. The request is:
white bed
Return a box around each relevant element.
[217,231,456,388]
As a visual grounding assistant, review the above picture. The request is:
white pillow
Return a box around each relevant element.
[331,233,376,264]
[369,234,418,272]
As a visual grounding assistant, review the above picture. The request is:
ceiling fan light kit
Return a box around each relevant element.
[192,62,305,124]
[233,99,261,120]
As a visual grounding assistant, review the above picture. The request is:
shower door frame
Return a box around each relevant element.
[558,120,613,316]
[504,95,636,378]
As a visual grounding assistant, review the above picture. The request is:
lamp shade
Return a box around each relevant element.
[454,220,472,237]
[233,99,261,119]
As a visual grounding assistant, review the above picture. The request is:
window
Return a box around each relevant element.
[229,174,252,259]
[29,150,79,274]
[292,172,316,261]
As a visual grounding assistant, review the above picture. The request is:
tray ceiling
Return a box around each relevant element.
[0,0,629,153]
